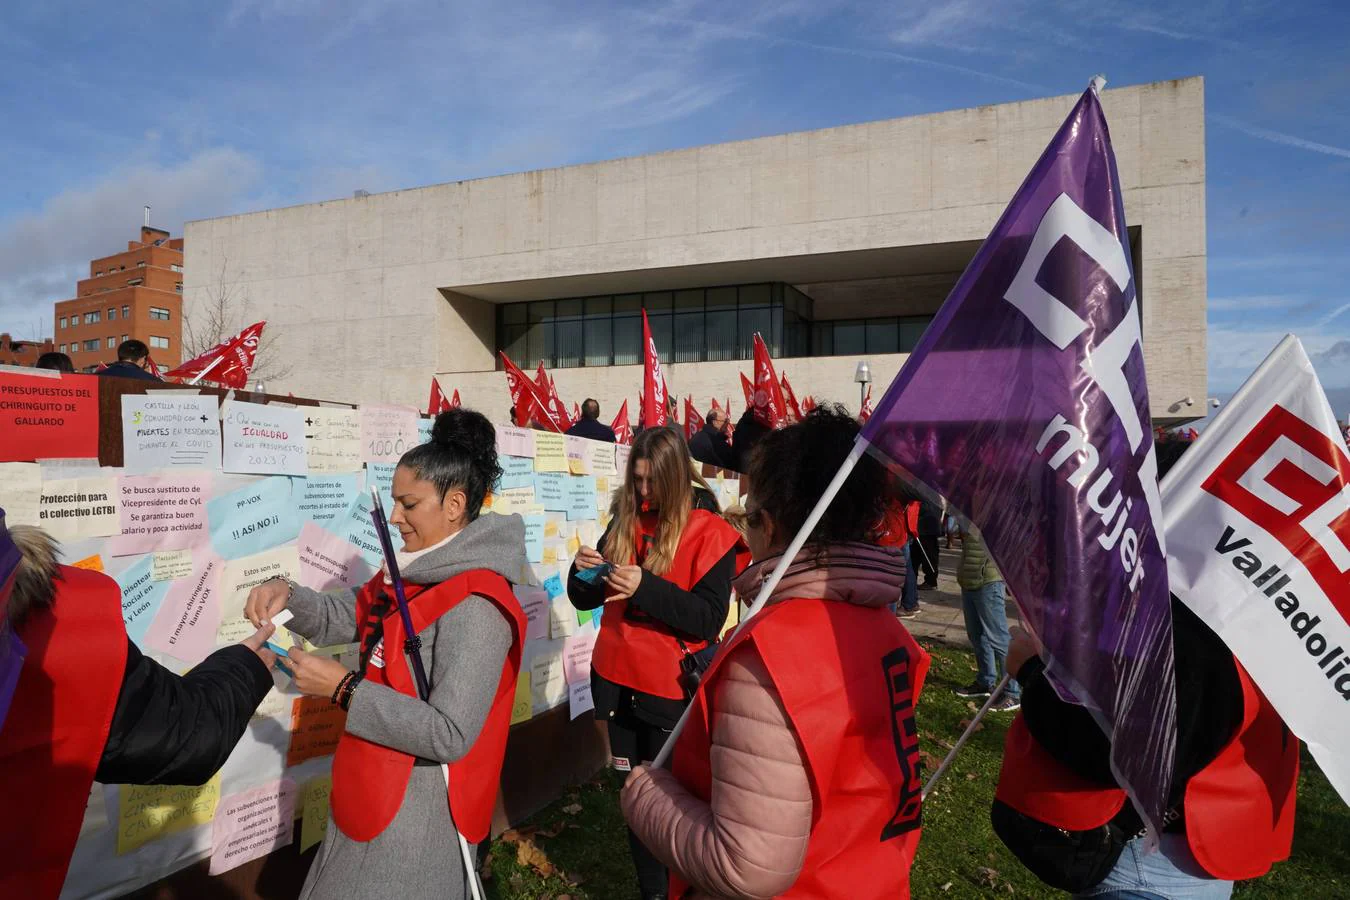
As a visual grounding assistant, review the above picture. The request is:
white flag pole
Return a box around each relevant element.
[922,673,1011,799]
[187,354,226,386]
[651,437,869,768]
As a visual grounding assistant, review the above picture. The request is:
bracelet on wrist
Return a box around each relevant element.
[331,671,354,705]
[338,672,364,711]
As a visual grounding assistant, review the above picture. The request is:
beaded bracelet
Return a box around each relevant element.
[331,671,355,705]
[338,672,365,711]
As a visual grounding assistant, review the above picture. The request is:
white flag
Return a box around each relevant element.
[1162,334,1350,805]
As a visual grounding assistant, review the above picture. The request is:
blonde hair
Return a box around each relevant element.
[606,427,714,576]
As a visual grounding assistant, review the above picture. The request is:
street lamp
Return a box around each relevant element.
[854,360,872,410]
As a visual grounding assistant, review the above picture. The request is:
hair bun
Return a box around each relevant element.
[432,408,496,459]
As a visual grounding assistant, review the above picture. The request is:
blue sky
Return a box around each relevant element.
[1,0,1347,405]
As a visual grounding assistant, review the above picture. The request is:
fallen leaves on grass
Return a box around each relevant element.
[561,803,583,815]
[516,838,555,877]
[956,718,985,733]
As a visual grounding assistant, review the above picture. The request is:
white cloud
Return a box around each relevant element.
[1207,294,1301,313]
[1310,340,1350,387]
[1210,114,1350,161]
[1207,325,1349,392]
[0,148,262,324]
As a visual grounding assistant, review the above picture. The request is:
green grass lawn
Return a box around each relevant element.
[482,641,1349,899]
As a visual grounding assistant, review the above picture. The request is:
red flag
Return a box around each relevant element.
[146,356,163,379]
[860,385,873,422]
[572,402,581,423]
[780,373,803,421]
[710,397,722,414]
[451,389,461,410]
[534,364,573,431]
[501,352,560,431]
[739,373,754,411]
[611,400,634,445]
[163,321,265,389]
[642,310,669,428]
[751,334,787,429]
[684,396,700,442]
[428,377,452,415]
[94,362,108,373]
[801,395,817,414]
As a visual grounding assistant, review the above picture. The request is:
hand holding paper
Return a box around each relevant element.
[245,579,292,628]
[240,623,278,671]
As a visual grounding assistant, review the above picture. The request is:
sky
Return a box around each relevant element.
[1,0,1347,409]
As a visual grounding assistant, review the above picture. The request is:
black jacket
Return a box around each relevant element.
[98,360,161,382]
[96,638,274,785]
[566,417,617,443]
[688,424,735,470]
[567,488,732,728]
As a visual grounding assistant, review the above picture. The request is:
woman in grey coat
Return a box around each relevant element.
[245,408,532,900]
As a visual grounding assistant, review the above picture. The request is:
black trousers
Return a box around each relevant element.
[914,535,941,584]
[608,707,673,897]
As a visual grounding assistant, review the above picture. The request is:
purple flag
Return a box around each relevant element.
[0,509,26,731]
[860,87,1177,827]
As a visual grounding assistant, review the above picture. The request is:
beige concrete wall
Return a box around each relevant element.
[184,77,1204,416]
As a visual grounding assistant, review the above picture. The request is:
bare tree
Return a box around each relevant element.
[181,257,292,384]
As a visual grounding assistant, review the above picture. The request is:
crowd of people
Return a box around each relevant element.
[0,399,1303,900]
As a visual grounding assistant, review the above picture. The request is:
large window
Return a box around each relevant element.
[84,311,100,324]
[106,337,115,349]
[108,307,116,320]
[122,305,130,318]
[59,316,66,329]
[149,307,171,320]
[83,339,99,352]
[149,336,170,349]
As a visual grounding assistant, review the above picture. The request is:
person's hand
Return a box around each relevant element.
[604,564,643,600]
[288,647,350,700]
[239,623,278,670]
[624,764,647,790]
[575,546,606,570]
[1007,626,1041,681]
[245,578,290,628]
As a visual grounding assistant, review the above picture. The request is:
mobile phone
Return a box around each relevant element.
[575,561,613,585]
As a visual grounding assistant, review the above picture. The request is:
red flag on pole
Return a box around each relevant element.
[450,389,461,409]
[739,373,754,412]
[801,395,816,414]
[859,385,873,422]
[534,364,574,431]
[642,310,669,428]
[146,356,163,379]
[780,373,803,421]
[751,334,787,429]
[710,397,722,414]
[683,397,701,442]
[162,321,265,389]
[501,353,560,431]
[611,400,634,445]
[428,377,452,415]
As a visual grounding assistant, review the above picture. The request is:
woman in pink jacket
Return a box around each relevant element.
[622,405,930,899]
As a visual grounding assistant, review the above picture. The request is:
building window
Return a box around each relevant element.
[171,263,183,273]
[137,260,146,267]
[149,336,170,349]
[108,307,116,320]
[121,334,128,343]
[58,344,65,353]
[107,337,116,349]
[59,316,67,329]
[149,307,171,321]
[122,305,130,318]
[84,311,100,324]
[127,277,143,286]
[175,283,183,293]
[83,339,99,352]
[94,270,103,277]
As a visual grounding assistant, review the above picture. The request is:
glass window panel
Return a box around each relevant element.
[833,321,865,357]
[585,316,612,366]
[738,284,771,308]
[866,319,899,354]
[613,315,641,366]
[643,291,673,312]
[502,303,526,325]
[706,286,736,312]
[526,322,552,368]
[898,316,931,352]
[556,298,583,318]
[528,301,554,323]
[614,294,642,315]
[812,322,833,356]
[647,312,673,362]
[674,310,703,363]
[770,306,783,356]
[674,289,703,310]
[706,310,737,362]
[556,321,583,368]
[585,296,611,316]
[501,324,528,365]
[738,306,771,359]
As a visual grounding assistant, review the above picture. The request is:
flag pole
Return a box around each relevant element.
[187,354,226,386]
[922,673,1010,799]
[651,437,869,768]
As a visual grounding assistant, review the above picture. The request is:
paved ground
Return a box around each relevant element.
[897,539,1023,648]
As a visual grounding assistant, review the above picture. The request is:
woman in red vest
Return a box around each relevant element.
[245,408,530,900]
[622,406,930,899]
[568,425,745,900]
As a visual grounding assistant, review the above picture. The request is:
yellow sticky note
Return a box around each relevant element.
[542,545,558,565]
[300,776,332,851]
[568,456,588,475]
[595,476,609,496]
[532,432,567,472]
[544,520,559,538]
[118,775,221,855]
[567,536,581,557]
[510,670,532,724]
[73,554,104,572]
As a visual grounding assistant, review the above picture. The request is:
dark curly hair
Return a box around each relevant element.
[745,403,886,547]
[397,407,502,520]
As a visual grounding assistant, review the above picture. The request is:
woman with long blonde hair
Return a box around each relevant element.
[567,426,745,900]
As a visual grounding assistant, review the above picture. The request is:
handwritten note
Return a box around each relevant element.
[143,549,224,664]
[217,546,301,644]
[152,549,194,581]
[588,441,618,478]
[304,407,362,473]
[252,686,291,720]
[116,557,172,644]
[333,491,384,569]
[499,454,535,491]
[299,776,332,852]
[614,444,631,476]
[417,417,434,446]
[532,432,567,472]
[494,488,537,516]
[569,680,594,719]
[531,651,567,711]
[117,776,221,855]
[295,473,361,525]
[287,696,347,766]
[297,521,376,591]
[566,475,597,521]
[549,597,577,639]
[121,394,221,472]
[0,462,42,527]
[563,629,597,684]
[36,476,121,540]
[517,587,549,642]
[534,472,566,511]
[495,425,535,459]
[359,404,418,464]
[106,473,210,556]
[510,670,532,724]
[564,436,591,475]
[209,779,297,875]
[367,462,396,514]
[207,477,301,560]
[222,400,308,477]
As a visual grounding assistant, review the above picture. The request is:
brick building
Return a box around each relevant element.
[0,333,56,367]
[53,225,184,371]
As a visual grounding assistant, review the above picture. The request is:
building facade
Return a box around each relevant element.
[54,226,185,371]
[0,334,55,367]
[185,78,1206,422]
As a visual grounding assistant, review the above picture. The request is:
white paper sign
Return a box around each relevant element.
[37,476,121,540]
[222,400,308,476]
[359,405,418,463]
[122,395,222,472]
[304,407,363,473]
[0,462,42,527]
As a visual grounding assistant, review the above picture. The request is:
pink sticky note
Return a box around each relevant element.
[143,549,224,664]
[563,630,596,685]
[297,521,377,592]
[209,779,297,875]
[359,404,418,463]
[105,474,211,556]
[517,587,548,642]
[495,425,536,459]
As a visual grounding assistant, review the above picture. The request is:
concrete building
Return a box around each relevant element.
[185,77,1205,422]
[55,225,185,371]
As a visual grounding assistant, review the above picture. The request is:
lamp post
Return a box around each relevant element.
[854,360,872,411]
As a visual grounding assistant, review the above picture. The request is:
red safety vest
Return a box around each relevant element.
[995,661,1299,881]
[669,597,930,899]
[877,500,919,548]
[591,509,745,700]
[0,567,127,900]
[330,569,525,844]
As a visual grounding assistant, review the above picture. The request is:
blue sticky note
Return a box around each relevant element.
[335,492,386,569]
[116,557,170,645]
[498,455,535,491]
[523,514,545,564]
[293,473,361,525]
[368,462,396,516]
[207,477,302,560]
[543,573,564,601]
[591,607,602,628]
[417,417,434,446]
[566,475,597,521]
[535,472,567,511]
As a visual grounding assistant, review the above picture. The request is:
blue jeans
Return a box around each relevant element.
[900,542,919,611]
[1078,833,1233,899]
[961,581,1019,700]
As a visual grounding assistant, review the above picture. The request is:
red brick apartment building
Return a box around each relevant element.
[0,334,55,366]
[53,225,184,371]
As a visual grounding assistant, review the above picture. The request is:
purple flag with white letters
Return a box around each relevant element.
[861,86,1177,827]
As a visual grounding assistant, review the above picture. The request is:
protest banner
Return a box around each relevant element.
[221,400,308,477]
[0,371,99,461]
[121,394,222,472]
[1162,335,1350,805]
